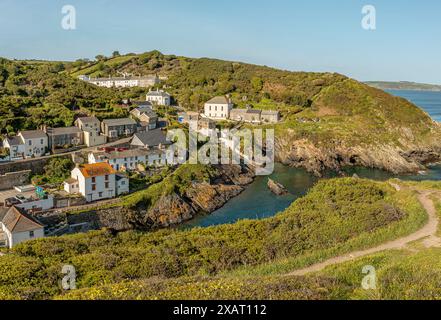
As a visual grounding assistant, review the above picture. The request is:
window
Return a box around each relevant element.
[28,140,32,146]
[99,192,103,197]
[40,139,44,144]
[105,182,109,188]
[92,184,96,191]
[29,231,34,238]
[92,177,96,183]
[105,175,109,181]
[121,181,126,185]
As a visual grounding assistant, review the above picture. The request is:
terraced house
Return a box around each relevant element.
[3,130,48,159]
[44,126,84,150]
[101,118,138,138]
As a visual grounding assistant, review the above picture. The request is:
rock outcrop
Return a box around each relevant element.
[267,178,289,196]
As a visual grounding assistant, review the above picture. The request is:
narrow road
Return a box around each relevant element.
[287,190,440,276]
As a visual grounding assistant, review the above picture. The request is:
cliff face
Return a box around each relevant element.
[274,79,441,175]
[76,165,255,231]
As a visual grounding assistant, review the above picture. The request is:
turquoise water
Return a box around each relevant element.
[186,90,441,228]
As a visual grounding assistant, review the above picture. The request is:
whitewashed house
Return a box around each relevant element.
[20,130,49,158]
[3,136,25,160]
[204,96,233,120]
[0,206,45,248]
[116,173,129,195]
[88,148,168,170]
[146,89,171,106]
[64,163,120,203]
[79,75,160,88]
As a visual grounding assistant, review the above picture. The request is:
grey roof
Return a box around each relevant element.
[91,148,151,160]
[1,206,44,233]
[130,106,154,117]
[76,116,100,124]
[90,75,158,81]
[147,90,170,97]
[131,129,172,147]
[205,96,230,104]
[230,108,261,115]
[116,173,129,181]
[19,130,47,140]
[46,126,82,136]
[261,110,280,116]
[5,136,23,146]
[102,118,137,126]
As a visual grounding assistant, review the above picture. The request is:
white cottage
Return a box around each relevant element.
[0,206,45,248]
[64,163,117,203]
[204,96,233,120]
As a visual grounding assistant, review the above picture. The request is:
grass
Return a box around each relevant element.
[0,177,429,300]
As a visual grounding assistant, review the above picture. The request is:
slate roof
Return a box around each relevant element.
[102,118,137,126]
[1,206,44,233]
[147,90,170,97]
[131,129,172,147]
[5,136,23,146]
[76,116,100,124]
[205,96,230,104]
[19,130,47,140]
[46,127,82,136]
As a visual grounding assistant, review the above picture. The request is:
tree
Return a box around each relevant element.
[112,51,121,58]
[95,55,106,61]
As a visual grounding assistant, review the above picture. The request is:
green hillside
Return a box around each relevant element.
[0,178,427,299]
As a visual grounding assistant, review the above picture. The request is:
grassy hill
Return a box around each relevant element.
[0,177,427,299]
[2,51,441,174]
[366,81,441,92]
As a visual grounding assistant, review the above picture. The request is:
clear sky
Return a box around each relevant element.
[0,0,440,84]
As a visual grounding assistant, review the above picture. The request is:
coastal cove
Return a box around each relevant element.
[185,89,441,228]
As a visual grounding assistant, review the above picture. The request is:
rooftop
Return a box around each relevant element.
[102,118,137,126]
[89,75,158,82]
[205,96,230,105]
[19,130,47,140]
[46,126,82,135]
[5,136,23,146]
[91,148,152,160]
[1,206,44,233]
[79,163,116,178]
[132,129,172,147]
[147,90,170,97]
[76,116,100,123]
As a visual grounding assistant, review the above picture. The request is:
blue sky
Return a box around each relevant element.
[0,0,440,84]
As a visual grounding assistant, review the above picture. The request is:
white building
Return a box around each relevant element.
[3,130,48,160]
[204,96,233,120]
[0,206,45,248]
[146,89,171,106]
[64,163,121,203]
[3,136,25,160]
[116,173,129,196]
[79,75,160,88]
[88,148,168,171]
[75,116,101,133]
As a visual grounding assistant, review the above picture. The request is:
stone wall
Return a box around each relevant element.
[0,155,70,175]
[0,170,31,191]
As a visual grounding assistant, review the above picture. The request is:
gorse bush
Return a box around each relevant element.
[0,178,425,299]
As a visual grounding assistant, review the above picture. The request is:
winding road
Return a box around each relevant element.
[287,189,441,276]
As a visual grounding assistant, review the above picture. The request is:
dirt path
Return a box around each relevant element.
[287,190,441,276]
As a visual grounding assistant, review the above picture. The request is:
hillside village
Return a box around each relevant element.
[0,76,280,249]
